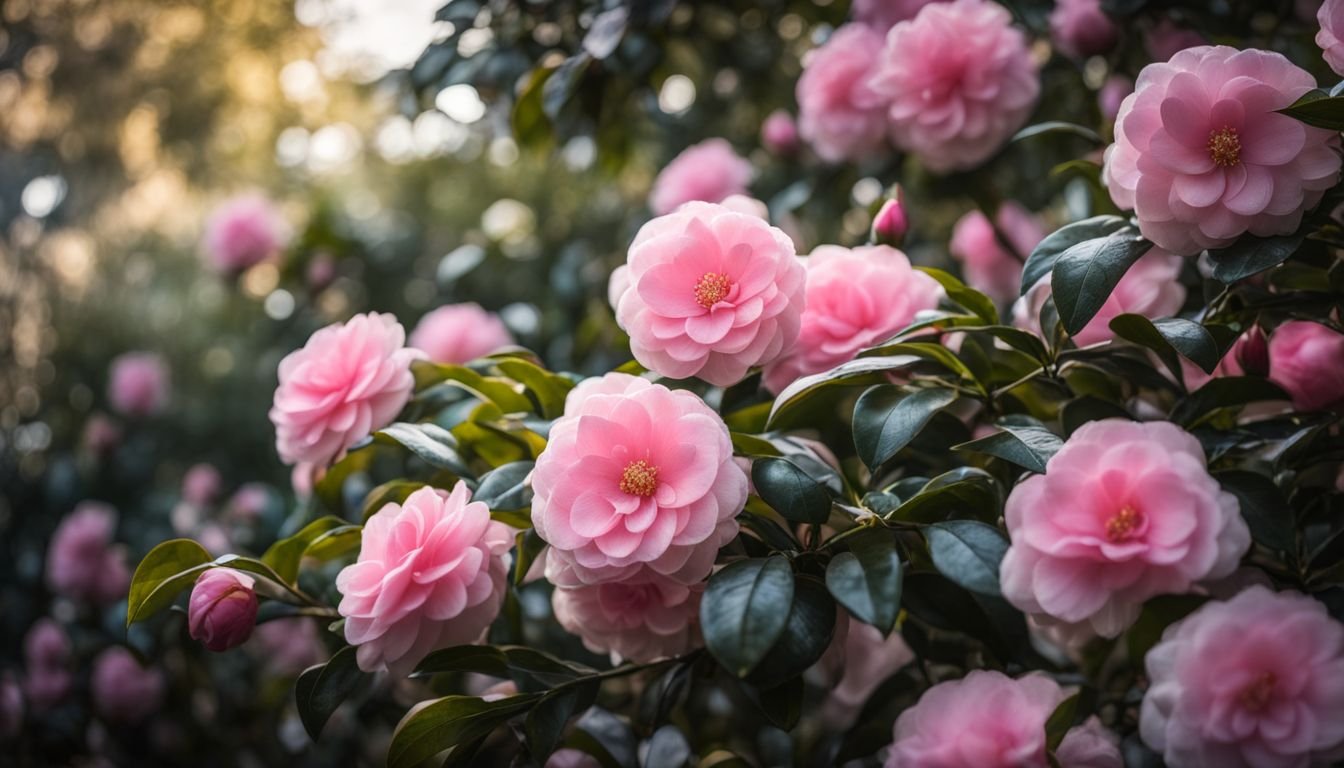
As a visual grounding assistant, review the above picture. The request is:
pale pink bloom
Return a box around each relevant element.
[1049,0,1118,59]
[948,202,1044,304]
[719,194,770,220]
[202,194,290,273]
[1000,419,1250,637]
[91,647,164,724]
[409,303,514,364]
[1320,0,1344,75]
[1141,586,1344,768]
[269,312,421,466]
[108,352,170,417]
[1099,75,1134,122]
[532,373,746,586]
[1144,18,1206,62]
[45,501,130,605]
[552,571,703,663]
[761,109,799,155]
[336,483,512,675]
[815,613,915,729]
[248,618,323,675]
[1058,717,1124,768]
[1103,46,1342,255]
[1268,320,1344,411]
[648,139,753,216]
[23,619,71,712]
[869,0,1040,173]
[851,0,946,29]
[796,24,889,164]
[292,462,318,499]
[226,483,272,522]
[1011,248,1186,347]
[885,670,1121,767]
[872,195,909,246]
[181,463,223,506]
[188,568,258,652]
[761,245,941,394]
[612,202,805,386]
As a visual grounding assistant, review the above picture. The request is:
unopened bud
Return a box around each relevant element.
[1234,326,1269,377]
[761,110,799,155]
[188,568,258,652]
[871,192,908,247]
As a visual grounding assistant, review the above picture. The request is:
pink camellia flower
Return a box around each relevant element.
[336,483,512,675]
[1012,248,1186,347]
[91,647,165,725]
[201,194,290,273]
[885,671,1122,767]
[181,463,223,506]
[851,0,947,29]
[23,619,71,712]
[408,303,514,364]
[648,139,753,216]
[949,202,1045,305]
[796,24,889,164]
[1103,46,1342,255]
[552,571,703,663]
[108,352,169,417]
[872,195,909,247]
[269,312,421,466]
[45,501,130,605]
[1000,419,1250,636]
[1141,586,1344,768]
[532,373,746,586]
[1098,75,1134,122]
[761,245,942,394]
[814,613,915,729]
[718,194,770,220]
[761,109,799,155]
[188,568,259,652]
[869,0,1040,173]
[611,202,805,386]
[1319,0,1344,75]
[1268,320,1344,411]
[1145,18,1207,62]
[1049,0,1118,59]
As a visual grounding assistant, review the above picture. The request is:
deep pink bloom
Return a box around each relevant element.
[1268,320,1344,411]
[1098,75,1134,122]
[1000,419,1250,636]
[202,194,290,273]
[1320,0,1344,75]
[409,303,514,364]
[23,619,71,711]
[1103,46,1342,255]
[1049,0,1118,59]
[1145,18,1206,62]
[552,571,703,663]
[949,202,1044,305]
[336,483,512,675]
[1141,586,1344,768]
[872,194,909,247]
[612,202,805,386]
[648,139,753,216]
[796,24,889,164]
[761,245,942,394]
[1012,248,1186,347]
[532,373,746,586]
[91,647,164,724]
[814,613,915,729]
[45,501,130,605]
[181,463,223,506]
[108,352,170,417]
[885,671,1121,767]
[761,109,799,155]
[869,0,1040,173]
[269,312,421,466]
[851,0,947,30]
[188,568,259,652]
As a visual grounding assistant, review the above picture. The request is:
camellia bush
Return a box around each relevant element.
[117,0,1344,766]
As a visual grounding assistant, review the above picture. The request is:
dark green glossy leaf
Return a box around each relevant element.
[526,681,599,761]
[296,645,367,740]
[1052,228,1152,335]
[888,468,999,524]
[825,529,903,634]
[1021,215,1128,293]
[1044,692,1080,752]
[514,529,546,586]
[918,267,997,324]
[1171,377,1289,426]
[748,676,803,732]
[1011,121,1103,145]
[1207,232,1305,283]
[752,457,831,525]
[954,423,1062,474]
[126,539,213,626]
[494,358,574,419]
[388,694,541,768]
[1109,314,1225,378]
[262,516,348,584]
[1214,470,1295,556]
[746,576,837,684]
[926,520,1009,597]
[1126,595,1207,661]
[767,355,922,429]
[701,557,795,677]
[374,422,472,474]
[412,645,595,688]
[1278,89,1344,130]
[361,479,426,521]
[473,460,533,511]
[853,386,959,470]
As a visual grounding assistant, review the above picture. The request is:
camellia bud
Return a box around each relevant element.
[188,568,258,652]
[871,191,908,247]
[1233,326,1270,378]
[760,109,799,155]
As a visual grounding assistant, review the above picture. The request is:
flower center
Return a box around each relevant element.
[1207,126,1241,167]
[1104,505,1144,542]
[619,459,659,497]
[1240,672,1276,712]
[693,272,731,308]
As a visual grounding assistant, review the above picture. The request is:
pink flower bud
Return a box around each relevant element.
[91,647,164,724]
[181,463,222,506]
[188,568,258,652]
[871,194,908,247]
[760,110,799,155]
[1233,326,1270,378]
[1268,320,1344,411]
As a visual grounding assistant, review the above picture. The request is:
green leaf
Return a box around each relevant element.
[296,645,367,740]
[514,529,546,586]
[1207,232,1305,284]
[767,355,922,429]
[1051,227,1152,335]
[1044,692,1080,752]
[412,645,595,689]
[751,457,832,525]
[858,342,976,383]
[126,539,213,627]
[526,681,599,760]
[888,468,999,524]
[853,386,959,470]
[748,676,804,732]
[362,480,426,521]
[1278,89,1344,130]
[746,576,837,684]
[374,422,472,474]
[1011,121,1103,145]
[1108,315,1225,378]
[825,529,903,634]
[1021,215,1129,293]
[1214,470,1295,555]
[730,432,782,458]
[411,360,533,413]
[1170,377,1290,427]
[918,267,998,324]
[954,421,1062,474]
[1127,595,1207,661]
[388,694,542,768]
[582,7,628,59]
[541,53,591,121]
[473,461,533,512]
[925,520,1009,597]
[262,516,349,584]
[701,557,795,677]
[494,358,574,419]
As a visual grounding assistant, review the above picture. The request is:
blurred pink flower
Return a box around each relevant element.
[762,245,941,394]
[1320,0,1344,75]
[718,194,770,220]
[760,109,799,155]
[23,619,71,712]
[816,614,914,729]
[1268,320,1344,411]
[1000,419,1250,636]
[1141,586,1344,768]
[181,463,223,506]
[1144,18,1206,62]
[81,413,121,456]
[869,0,1040,173]
[552,571,703,663]
[248,618,323,675]
[201,194,290,273]
[409,303,514,364]
[949,202,1044,304]
[1098,75,1134,122]
[850,0,946,30]
[532,373,746,586]
[648,139,753,215]
[188,568,259,652]
[0,674,21,740]
[108,352,170,417]
[337,483,512,675]
[612,201,805,386]
[1049,0,1117,59]
[1103,46,1341,255]
[226,483,272,522]
[91,647,165,725]
[1058,717,1124,767]
[796,24,889,163]
[269,312,421,466]
[45,501,130,605]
